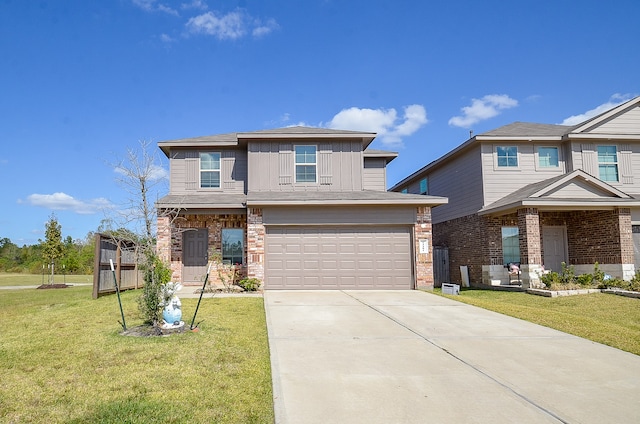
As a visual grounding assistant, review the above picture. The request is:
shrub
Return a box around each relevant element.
[137,254,172,325]
[237,277,261,292]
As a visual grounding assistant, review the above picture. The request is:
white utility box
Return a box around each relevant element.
[442,283,460,295]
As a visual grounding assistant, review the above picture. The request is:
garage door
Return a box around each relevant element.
[265,226,412,289]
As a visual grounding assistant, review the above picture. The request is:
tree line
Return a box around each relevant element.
[0,217,95,275]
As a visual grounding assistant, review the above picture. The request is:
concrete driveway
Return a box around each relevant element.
[264,290,640,424]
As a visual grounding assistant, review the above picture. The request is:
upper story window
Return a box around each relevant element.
[419,178,428,195]
[497,146,518,167]
[401,188,408,194]
[538,147,559,168]
[597,146,618,182]
[295,145,317,183]
[200,152,221,188]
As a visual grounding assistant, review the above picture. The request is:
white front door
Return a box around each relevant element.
[542,226,568,272]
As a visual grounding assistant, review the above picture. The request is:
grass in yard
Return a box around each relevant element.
[0,285,274,423]
[0,272,93,286]
[435,288,640,356]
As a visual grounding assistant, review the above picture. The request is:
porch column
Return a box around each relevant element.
[616,208,635,280]
[517,208,543,288]
[414,206,434,290]
[247,208,265,283]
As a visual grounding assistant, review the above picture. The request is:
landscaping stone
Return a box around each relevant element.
[527,288,601,298]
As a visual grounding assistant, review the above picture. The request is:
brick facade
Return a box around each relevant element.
[433,207,635,287]
[156,212,248,286]
[414,206,434,289]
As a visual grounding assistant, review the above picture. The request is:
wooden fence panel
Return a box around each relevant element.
[93,233,143,298]
[433,246,449,288]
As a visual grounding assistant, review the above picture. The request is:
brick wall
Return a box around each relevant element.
[414,206,434,289]
[157,213,247,285]
[565,208,633,265]
[247,208,265,282]
[518,208,542,265]
[433,214,487,285]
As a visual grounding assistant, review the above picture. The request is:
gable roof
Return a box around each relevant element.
[158,126,377,156]
[479,169,640,215]
[390,96,640,190]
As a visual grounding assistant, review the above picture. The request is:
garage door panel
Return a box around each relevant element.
[265,226,412,290]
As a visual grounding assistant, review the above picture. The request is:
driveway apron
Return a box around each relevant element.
[264,290,640,424]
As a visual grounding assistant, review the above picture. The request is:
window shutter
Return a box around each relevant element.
[581,144,597,177]
[222,151,235,190]
[619,144,633,184]
[279,144,293,185]
[319,144,332,185]
[185,151,198,190]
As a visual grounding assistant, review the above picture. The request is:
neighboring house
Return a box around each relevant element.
[391,97,640,288]
[155,126,447,290]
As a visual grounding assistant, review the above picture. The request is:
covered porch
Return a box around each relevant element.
[478,170,640,288]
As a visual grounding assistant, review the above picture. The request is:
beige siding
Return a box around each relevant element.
[263,205,416,225]
[482,143,566,206]
[248,139,364,192]
[169,149,247,194]
[430,145,484,224]
[571,142,640,192]
[363,158,386,191]
[585,105,640,134]
[545,180,618,198]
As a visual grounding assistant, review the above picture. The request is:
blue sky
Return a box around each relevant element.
[1,0,638,245]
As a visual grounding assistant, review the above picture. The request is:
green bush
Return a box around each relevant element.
[237,277,261,292]
[137,253,172,325]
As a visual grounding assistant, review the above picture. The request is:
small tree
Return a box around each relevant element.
[110,140,175,327]
[43,213,64,284]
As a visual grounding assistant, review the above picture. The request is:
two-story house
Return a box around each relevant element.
[391,97,640,288]
[155,126,447,290]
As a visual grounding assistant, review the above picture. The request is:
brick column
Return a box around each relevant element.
[156,215,171,263]
[247,208,265,283]
[414,206,434,290]
[517,208,543,288]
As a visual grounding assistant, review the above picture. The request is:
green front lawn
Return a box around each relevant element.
[436,288,640,356]
[0,285,274,423]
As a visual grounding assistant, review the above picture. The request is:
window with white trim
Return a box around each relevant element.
[497,146,518,167]
[200,152,221,188]
[538,147,559,168]
[295,145,317,183]
[597,145,618,182]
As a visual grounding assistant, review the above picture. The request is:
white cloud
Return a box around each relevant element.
[132,0,178,16]
[448,94,518,128]
[252,18,279,37]
[560,93,635,125]
[181,0,208,10]
[186,10,246,39]
[160,33,175,43]
[21,193,113,215]
[185,9,279,40]
[327,104,428,146]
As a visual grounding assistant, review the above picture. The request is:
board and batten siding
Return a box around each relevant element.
[481,142,566,206]
[363,158,387,191]
[572,143,636,190]
[169,149,247,194]
[429,144,484,224]
[247,140,364,192]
